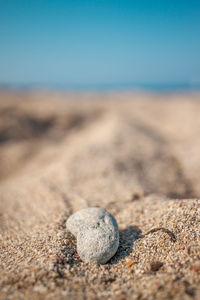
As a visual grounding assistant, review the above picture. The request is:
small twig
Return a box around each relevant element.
[143,227,176,243]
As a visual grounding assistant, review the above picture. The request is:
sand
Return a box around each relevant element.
[0,90,200,299]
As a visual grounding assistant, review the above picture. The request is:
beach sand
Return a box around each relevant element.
[0,90,200,299]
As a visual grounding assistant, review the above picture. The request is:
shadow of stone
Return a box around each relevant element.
[108,225,142,264]
[108,225,176,265]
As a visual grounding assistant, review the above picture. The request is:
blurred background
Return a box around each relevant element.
[0,0,200,199]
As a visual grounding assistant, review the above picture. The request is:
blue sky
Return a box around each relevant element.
[0,0,200,88]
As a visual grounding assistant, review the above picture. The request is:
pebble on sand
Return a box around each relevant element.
[66,207,119,264]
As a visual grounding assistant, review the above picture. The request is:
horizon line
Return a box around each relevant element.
[1,81,200,92]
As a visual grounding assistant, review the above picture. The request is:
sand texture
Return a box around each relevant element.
[0,90,200,299]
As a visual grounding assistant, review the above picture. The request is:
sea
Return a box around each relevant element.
[0,82,200,92]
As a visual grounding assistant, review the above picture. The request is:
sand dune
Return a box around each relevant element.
[0,91,200,299]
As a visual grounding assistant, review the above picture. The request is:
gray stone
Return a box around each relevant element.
[66,207,119,264]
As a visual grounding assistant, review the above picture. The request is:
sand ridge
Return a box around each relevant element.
[0,91,200,299]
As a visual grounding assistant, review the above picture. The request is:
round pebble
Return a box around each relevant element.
[66,207,119,264]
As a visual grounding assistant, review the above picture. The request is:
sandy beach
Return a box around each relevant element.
[0,90,200,299]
